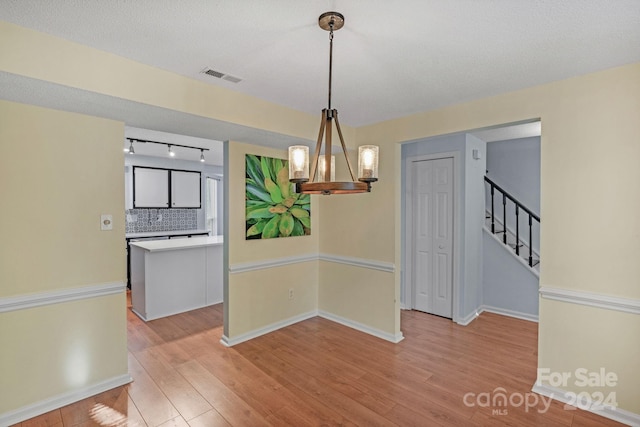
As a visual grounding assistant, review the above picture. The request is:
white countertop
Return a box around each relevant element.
[126,229,210,239]
[130,235,223,252]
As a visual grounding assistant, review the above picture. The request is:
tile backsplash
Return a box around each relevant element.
[126,208,198,233]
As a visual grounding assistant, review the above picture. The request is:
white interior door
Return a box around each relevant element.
[412,157,454,318]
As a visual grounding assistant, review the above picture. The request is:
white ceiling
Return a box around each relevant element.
[1,1,638,153]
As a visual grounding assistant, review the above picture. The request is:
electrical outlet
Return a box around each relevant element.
[288,288,294,300]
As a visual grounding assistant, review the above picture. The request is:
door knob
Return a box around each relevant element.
[439,244,444,249]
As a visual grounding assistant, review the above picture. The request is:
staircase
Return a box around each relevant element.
[484,176,540,273]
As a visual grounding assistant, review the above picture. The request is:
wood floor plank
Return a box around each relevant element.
[16,298,627,427]
[18,409,62,427]
[133,348,212,421]
[237,339,358,426]
[127,352,180,426]
[186,409,232,427]
[195,348,294,419]
[176,359,272,427]
[267,361,398,427]
[569,408,628,426]
[156,415,189,427]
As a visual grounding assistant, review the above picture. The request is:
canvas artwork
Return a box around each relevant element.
[245,154,311,239]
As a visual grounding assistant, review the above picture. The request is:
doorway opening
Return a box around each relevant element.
[401,120,541,326]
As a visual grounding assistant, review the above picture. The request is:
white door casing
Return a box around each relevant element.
[411,157,454,318]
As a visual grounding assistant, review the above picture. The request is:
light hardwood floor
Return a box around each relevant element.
[14,296,624,426]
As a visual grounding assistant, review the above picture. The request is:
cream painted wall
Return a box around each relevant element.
[349,63,640,413]
[225,142,319,339]
[538,299,640,412]
[0,21,321,142]
[0,294,127,412]
[1,19,638,417]
[0,101,126,294]
[318,262,395,334]
[0,100,128,415]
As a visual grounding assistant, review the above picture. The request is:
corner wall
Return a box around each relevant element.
[0,100,129,422]
[223,141,320,343]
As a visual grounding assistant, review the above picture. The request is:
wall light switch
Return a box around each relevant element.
[101,214,113,231]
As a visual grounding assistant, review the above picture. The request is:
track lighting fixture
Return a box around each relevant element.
[125,138,210,162]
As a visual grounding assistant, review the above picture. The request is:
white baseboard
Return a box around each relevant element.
[455,310,479,326]
[220,309,405,347]
[220,310,318,347]
[454,305,538,325]
[480,305,539,322]
[318,310,404,343]
[532,383,640,426]
[0,373,132,426]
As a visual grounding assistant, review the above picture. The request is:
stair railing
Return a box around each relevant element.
[484,176,540,268]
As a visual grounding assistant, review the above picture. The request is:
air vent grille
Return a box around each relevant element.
[203,69,224,78]
[201,68,242,83]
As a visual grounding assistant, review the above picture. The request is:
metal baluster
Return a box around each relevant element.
[528,215,533,267]
[502,193,507,244]
[515,205,520,256]
[490,184,495,234]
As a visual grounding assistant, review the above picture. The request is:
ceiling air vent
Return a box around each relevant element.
[201,68,242,83]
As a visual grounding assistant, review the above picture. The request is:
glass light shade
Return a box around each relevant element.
[316,155,335,182]
[288,146,309,181]
[358,145,379,181]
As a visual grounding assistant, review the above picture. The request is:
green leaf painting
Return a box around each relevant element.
[246,154,311,239]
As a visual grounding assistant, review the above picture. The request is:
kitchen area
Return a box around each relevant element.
[123,127,224,321]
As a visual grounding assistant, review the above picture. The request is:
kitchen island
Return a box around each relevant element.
[129,235,223,321]
[125,229,210,288]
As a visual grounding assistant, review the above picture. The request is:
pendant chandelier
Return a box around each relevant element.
[289,12,379,195]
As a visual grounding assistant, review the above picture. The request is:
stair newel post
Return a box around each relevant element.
[502,193,507,244]
[490,184,495,234]
[528,214,533,267]
[515,205,520,256]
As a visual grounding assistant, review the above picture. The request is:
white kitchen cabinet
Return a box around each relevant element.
[171,170,201,208]
[133,167,169,208]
